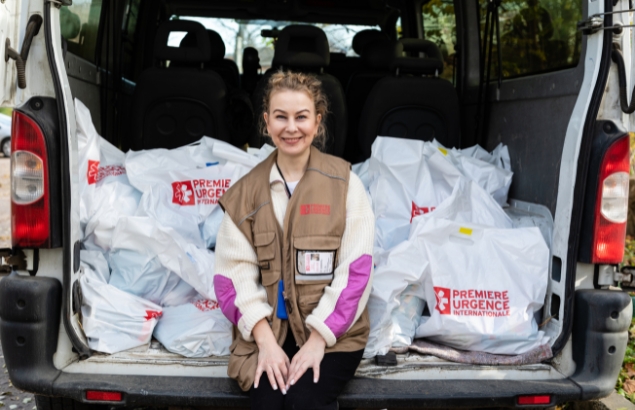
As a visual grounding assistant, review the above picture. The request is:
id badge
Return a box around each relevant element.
[296,250,335,281]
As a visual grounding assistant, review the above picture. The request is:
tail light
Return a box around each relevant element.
[11,111,50,248]
[592,135,630,263]
[85,390,123,402]
[517,395,551,405]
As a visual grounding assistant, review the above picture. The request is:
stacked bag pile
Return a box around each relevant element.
[356,137,550,358]
[76,99,273,356]
[77,94,550,360]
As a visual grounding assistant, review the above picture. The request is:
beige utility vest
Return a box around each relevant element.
[219,146,370,391]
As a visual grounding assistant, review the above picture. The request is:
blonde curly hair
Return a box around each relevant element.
[260,70,329,151]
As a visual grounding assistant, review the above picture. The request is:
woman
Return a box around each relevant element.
[214,71,374,410]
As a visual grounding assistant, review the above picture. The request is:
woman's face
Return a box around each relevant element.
[264,90,321,158]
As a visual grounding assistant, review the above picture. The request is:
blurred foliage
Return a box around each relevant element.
[422,0,456,82]
[0,108,12,117]
[478,0,582,79]
[624,236,635,267]
[616,318,635,402]
[619,133,635,402]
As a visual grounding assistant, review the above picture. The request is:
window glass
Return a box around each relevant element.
[169,17,379,73]
[60,0,103,62]
[422,0,457,83]
[479,0,582,78]
[121,0,141,79]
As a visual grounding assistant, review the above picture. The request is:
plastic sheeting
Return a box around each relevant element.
[153,299,233,357]
[79,250,163,354]
[413,218,549,354]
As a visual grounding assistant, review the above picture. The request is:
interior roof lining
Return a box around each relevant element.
[165,2,395,27]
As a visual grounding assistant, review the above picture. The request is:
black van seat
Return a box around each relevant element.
[357,39,460,159]
[344,40,400,162]
[130,20,230,150]
[327,29,389,99]
[242,47,261,95]
[179,29,240,89]
[250,25,347,157]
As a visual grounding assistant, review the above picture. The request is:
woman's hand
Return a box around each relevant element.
[286,330,326,389]
[252,319,290,393]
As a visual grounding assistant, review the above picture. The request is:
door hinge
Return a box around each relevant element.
[578,9,635,34]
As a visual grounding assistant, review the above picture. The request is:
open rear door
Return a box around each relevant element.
[0,0,23,107]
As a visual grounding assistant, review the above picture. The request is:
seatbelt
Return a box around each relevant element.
[476,0,503,148]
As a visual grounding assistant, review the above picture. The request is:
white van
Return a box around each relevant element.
[0,0,634,408]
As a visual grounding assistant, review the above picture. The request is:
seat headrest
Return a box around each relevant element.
[352,29,390,55]
[180,29,226,60]
[155,20,210,63]
[399,39,443,60]
[362,40,402,70]
[243,47,260,72]
[272,25,330,69]
[389,39,443,75]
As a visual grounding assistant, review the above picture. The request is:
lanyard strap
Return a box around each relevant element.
[275,162,293,198]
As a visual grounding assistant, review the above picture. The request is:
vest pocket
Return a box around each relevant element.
[293,235,341,285]
[293,235,341,322]
[254,231,279,308]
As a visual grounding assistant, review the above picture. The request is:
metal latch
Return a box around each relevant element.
[0,249,26,273]
[578,9,635,35]
[619,266,635,285]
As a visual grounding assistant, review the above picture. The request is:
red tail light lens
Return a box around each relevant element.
[592,135,630,263]
[517,395,551,405]
[11,111,50,248]
[85,391,123,401]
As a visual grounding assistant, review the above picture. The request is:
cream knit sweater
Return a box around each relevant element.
[215,164,375,347]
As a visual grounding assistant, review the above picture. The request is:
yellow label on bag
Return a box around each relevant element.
[438,147,448,156]
[459,227,473,236]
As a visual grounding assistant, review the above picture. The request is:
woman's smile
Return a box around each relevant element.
[264,90,321,159]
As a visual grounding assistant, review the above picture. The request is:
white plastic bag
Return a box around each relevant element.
[429,142,513,206]
[364,240,427,358]
[368,137,462,251]
[409,177,513,234]
[75,98,141,251]
[365,176,514,357]
[392,284,427,348]
[126,138,251,247]
[108,248,197,307]
[153,298,232,357]
[80,250,110,283]
[112,217,217,300]
[413,218,549,354]
[80,254,162,354]
[461,142,511,172]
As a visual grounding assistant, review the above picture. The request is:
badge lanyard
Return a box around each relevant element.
[275,162,293,198]
[274,161,291,320]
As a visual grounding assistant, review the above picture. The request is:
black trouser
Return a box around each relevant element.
[250,331,363,410]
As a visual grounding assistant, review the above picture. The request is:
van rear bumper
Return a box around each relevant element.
[35,373,583,408]
[0,275,630,408]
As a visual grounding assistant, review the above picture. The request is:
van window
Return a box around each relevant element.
[168,17,379,72]
[60,0,104,62]
[121,0,141,79]
[422,0,457,83]
[479,0,582,78]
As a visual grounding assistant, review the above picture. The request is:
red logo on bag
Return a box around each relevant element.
[144,310,162,320]
[433,287,511,317]
[172,181,195,206]
[411,202,435,223]
[171,179,231,206]
[434,287,452,315]
[194,299,220,312]
[87,160,126,185]
[300,204,330,215]
[87,160,100,185]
